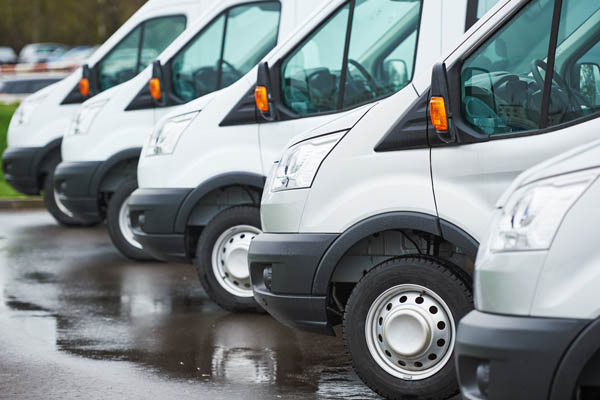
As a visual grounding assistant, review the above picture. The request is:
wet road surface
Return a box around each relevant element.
[0,209,381,400]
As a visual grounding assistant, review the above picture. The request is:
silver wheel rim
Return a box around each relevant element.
[54,188,74,218]
[365,284,455,381]
[211,225,261,298]
[118,194,142,250]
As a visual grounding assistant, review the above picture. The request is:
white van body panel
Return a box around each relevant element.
[61,0,327,164]
[137,75,262,188]
[475,140,600,319]
[298,87,437,233]
[7,0,211,149]
[432,106,600,244]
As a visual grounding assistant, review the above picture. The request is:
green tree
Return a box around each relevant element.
[0,0,146,54]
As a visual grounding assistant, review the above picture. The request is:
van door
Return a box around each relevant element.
[258,0,427,173]
[431,0,600,241]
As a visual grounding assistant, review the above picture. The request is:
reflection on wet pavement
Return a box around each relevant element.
[0,210,380,399]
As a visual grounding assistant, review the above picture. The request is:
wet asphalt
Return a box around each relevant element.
[0,209,382,400]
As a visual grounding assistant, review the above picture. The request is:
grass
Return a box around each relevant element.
[0,104,23,197]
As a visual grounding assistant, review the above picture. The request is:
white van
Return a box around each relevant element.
[2,0,210,225]
[455,141,600,399]
[54,0,317,261]
[128,0,494,312]
[248,0,600,398]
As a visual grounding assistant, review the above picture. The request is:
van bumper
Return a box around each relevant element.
[455,310,589,400]
[53,161,102,223]
[248,232,338,336]
[2,146,43,195]
[128,188,192,263]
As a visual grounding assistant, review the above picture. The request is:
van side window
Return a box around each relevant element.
[98,15,186,92]
[461,0,600,136]
[460,0,554,135]
[550,1,600,126]
[281,0,423,117]
[343,0,421,108]
[140,17,187,69]
[281,4,350,115]
[171,2,281,103]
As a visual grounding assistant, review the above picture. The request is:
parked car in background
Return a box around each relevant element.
[0,47,17,65]
[248,0,600,398]
[2,0,210,227]
[456,139,600,399]
[55,0,324,261]
[19,43,68,64]
[128,0,495,315]
[0,74,65,104]
[46,46,99,70]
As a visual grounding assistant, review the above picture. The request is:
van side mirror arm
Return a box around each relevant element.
[255,62,278,121]
[430,63,457,144]
[150,60,167,106]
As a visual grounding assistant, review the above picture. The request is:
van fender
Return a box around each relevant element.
[91,147,141,195]
[311,212,479,295]
[174,172,266,233]
[31,137,63,188]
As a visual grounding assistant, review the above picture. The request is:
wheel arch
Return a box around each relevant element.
[174,172,266,233]
[92,148,141,195]
[550,318,600,400]
[311,212,479,296]
[33,137,62,189]
[174,172,265,258]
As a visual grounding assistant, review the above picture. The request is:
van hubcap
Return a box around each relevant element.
[211,225,261,298]
[54,188,74,218]
[118,195,142,249]
[365,284,454,380]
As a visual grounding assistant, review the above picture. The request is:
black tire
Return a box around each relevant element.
[106,179,153,261]
[43,161,97,227]
[343,256,473,400]
[194,205,264,313]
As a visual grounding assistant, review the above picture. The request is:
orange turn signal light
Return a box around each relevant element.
[430,96,449,132]
[255,85,269,113]
[149,78,162,100]
[79,78,90,97]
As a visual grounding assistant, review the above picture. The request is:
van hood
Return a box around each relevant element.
[287,103,376,148]
[496,139,600,207]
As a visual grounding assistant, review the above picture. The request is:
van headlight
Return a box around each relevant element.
[15,94,48,125]
[68,99,108,136]
[146,111,198,156]
[271,132,345,192]
[489,170,598,252]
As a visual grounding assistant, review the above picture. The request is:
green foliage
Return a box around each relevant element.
[0,104,22,197]
[0,0,146,53]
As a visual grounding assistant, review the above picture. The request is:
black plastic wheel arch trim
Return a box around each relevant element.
[550,317,600,400]
[89,147,141,197]
[311,211,479,295]
[173,172,266,233]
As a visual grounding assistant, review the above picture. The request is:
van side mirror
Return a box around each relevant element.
[80,64,94,97]
[255,62,277,121]
[383,59,408,90]
[150,60,165,105]
[429,62,456,144]
[578,62,600,106]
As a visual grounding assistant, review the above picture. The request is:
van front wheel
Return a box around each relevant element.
[107,179,153,261]
[44,162,97,227]
[194,206,264,313]
[343,256,472,400]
